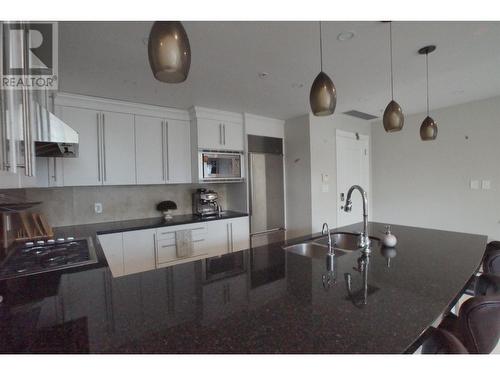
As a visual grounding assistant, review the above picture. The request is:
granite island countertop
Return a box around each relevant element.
[0,221,487,353]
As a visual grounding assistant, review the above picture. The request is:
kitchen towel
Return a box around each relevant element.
[176,229,193,258]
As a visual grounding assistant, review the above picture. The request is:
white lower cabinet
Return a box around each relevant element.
[98,232,124,277]
[98,216,250,278]
[98,228,156,277]
[155,223,208,267]
[122,228,156,275]
[205,216,250,255]
[228,216,250,252]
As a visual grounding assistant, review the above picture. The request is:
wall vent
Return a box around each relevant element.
[342,110,378,120]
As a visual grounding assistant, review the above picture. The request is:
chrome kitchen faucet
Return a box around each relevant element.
[344,185,371,253]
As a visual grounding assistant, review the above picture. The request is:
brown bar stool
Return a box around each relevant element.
[484,241,500,275]
[438,294,500,354]
[474,274,500,296]
[421,327,469,354]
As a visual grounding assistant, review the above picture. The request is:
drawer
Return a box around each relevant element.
[156,239,207,265]
[156,223,207,241]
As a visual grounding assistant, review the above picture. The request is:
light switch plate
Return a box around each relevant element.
[482,180,491,190]
[470,180,480,190]
[94,202,103,214]
[322,184,329,193]
[322,173,329,183]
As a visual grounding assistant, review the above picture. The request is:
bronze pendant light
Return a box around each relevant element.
[383,22,404,132]
[148,21,191,83]
[418,45,437,141]
[310,21,337,116]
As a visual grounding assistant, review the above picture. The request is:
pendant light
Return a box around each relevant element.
[418,45,438,141]
[310,21,337,116]
[382,22,404,132]
[148,21,191,83]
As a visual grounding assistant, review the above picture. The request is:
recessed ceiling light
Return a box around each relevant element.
[258,72,269,79]
[337,31,355,41]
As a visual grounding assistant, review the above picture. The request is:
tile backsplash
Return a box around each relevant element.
[7,184,232,227]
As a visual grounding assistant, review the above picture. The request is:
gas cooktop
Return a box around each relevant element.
[0,238,98,281]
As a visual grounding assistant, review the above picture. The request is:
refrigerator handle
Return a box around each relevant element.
[248,154,254,217]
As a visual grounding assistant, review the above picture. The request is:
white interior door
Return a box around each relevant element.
[336,130,370,228]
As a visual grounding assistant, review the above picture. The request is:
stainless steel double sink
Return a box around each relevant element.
[282,232,381,259]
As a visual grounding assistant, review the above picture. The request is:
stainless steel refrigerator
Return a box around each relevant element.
[248,135,286,248]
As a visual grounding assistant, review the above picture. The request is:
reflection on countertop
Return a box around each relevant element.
[0,222,487,354]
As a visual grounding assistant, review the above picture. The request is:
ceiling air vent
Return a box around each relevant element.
[342,110,378,121]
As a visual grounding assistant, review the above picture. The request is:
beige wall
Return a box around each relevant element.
[372,95,500,240]
[309,113,372,233]
[1,184,230,227]
[284,113,371,237]
[284,115,312,238]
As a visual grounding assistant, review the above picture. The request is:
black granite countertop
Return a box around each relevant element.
[0,221,487,353]
[68,210,249,236]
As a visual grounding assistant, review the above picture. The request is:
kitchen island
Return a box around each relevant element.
[0,222,487,353]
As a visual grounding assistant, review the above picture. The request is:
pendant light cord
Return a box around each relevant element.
[426,52,429,116]
[319,21,323,72]
[389,22,394,100]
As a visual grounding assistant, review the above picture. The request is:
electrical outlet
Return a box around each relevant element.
[482,180,491,190]
[470,180,479,190]
[94,202,103,214]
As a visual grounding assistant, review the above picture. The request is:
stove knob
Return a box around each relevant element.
[36,240,45,245]
[57,238,65,243]
[66,237,75,241]
[47,239,55,244]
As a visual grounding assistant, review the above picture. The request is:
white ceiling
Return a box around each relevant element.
[58,21,500,120]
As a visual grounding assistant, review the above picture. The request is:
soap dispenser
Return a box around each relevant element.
[382,225,397,248]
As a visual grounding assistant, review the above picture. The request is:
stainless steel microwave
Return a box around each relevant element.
[198,151,244,182]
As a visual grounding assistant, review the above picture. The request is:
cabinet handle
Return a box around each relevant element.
[21,25,34,177]
[102,113,107,182]
[153,233,158,267]
[227,223,231,253]
[161,121,165,181]
[223,124,226,145]
[165,120,169,181]
[52,158,57,182]
[97,114,101,182]
[230,222,234,252]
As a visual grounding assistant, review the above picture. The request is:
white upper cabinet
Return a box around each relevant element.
[101,111,136,185]
[191,107,244,152]
[135,115,165,185]
[222,121,244,151]
[53,93,191,187]
[197,119,244,151]
[135,115,191,185]
[58,105,101,186]
[58,105,135,186]
[166,119,191,183]
[196,118,224,150]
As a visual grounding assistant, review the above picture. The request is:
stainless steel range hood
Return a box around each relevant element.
[32,102,79,158]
